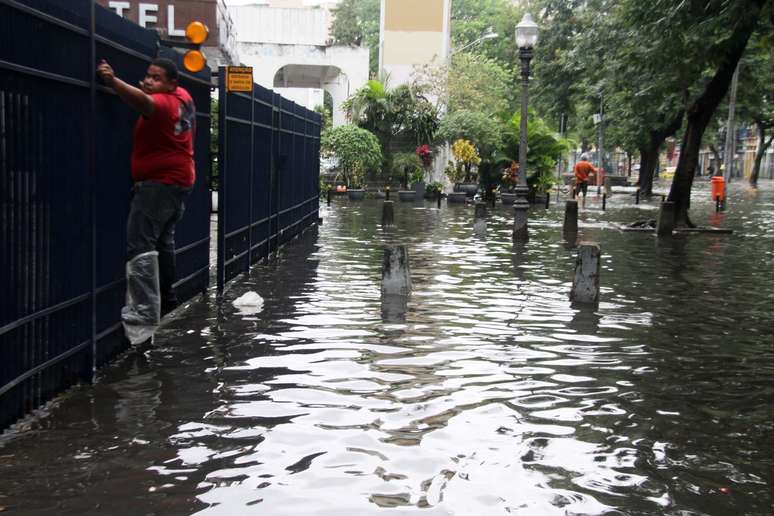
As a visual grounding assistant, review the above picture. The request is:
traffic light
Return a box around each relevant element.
[182,21,209,73]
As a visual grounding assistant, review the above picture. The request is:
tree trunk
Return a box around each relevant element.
[668,0,767,226]
[750,121,773,187]
[637,111,685,196]
[638,143,660,196]
[627,152,633,177]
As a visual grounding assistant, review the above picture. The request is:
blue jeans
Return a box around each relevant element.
[126,181,189,308]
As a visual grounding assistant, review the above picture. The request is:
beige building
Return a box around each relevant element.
[379,0,451,87]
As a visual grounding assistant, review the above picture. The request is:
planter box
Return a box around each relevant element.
[347,189,365,201]
[398,190,416,202]
[447,192,468,203]
[501,192,517,205]
[454,183,479,197]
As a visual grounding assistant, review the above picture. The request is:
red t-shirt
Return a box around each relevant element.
[574,161,596,183]
[131,87,196,188]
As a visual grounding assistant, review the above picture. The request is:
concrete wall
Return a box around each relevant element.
[238,42,368,125]
[232,5,369,125]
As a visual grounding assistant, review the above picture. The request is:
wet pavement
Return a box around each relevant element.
[1,180,773,515]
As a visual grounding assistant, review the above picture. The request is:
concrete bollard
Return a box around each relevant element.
[563,200,579,237]
[385,187,390,201]
[545,193,550,209]
[437,193,442,208]
[570,242,601,305]
[656,201,676,237]
[474,202,487,220]
[382,245,411,296]
[512,201,529,242]
[382,201,395,227]
[602,194,607,211]
[635,189,640,205]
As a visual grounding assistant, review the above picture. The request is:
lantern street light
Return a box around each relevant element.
[512,13,539,242]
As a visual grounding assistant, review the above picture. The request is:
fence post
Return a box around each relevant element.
[247,81,255,273]
[217,67,227,291]
[89,0,98,376]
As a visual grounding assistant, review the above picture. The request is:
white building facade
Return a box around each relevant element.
[229,3,369,126]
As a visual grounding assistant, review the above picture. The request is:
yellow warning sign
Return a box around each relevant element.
[226,66,253,92]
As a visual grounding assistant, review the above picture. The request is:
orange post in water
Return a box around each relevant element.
[711,176,725,202]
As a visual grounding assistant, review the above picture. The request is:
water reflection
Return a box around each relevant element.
[1,182,773,514]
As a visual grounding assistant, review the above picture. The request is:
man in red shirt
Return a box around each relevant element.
[96,57,196,342]
[573,153,598,202]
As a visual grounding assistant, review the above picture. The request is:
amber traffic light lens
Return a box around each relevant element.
[185,21,209,45]
[183,50,206,73]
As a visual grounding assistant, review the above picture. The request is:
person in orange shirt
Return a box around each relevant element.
[573,153,599,200]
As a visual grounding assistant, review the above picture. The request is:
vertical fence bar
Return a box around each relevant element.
[89,0,97,378]
[217,67,227,292]
[247,83,254,272]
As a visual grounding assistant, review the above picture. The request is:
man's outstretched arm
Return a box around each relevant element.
[96,59,155,117]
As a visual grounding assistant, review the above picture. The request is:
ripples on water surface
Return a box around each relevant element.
[1,181,773,515]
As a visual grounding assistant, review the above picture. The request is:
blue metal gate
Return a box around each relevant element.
[0,0,211,431]
[216,68,321,290]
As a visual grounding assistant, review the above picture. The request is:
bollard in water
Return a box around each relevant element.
[437,192,442,209]
[382,200,395,227]
[382,245,411,296]
[570,242,601,305]
[661,194,666,203]
[512,201,529,242]
[490,189,496,208]
[474,202,487,220]
[571,187,577,199]
[386,186,390,201]
[545,193,550,209]
[716,195,721,213]
[327,188,331,206]
[635,189,640,205]
[602,194,607,211]
[604,176,612,197]
[563,200,579,239]
[656,201,676,237]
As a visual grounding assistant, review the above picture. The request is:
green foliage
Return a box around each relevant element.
[451,0,523,69]
[503,111,572,192]
[313,104,333,133]
[426,181,444,196]
[321,124,383,187]
[436,110,503,155]
[409,168,426,186]
[343,80,439,172]
[330,0,380,77]
[391,152,423,177]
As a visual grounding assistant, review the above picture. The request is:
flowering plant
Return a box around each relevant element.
[415,144,433,167]
[501,161,519,189]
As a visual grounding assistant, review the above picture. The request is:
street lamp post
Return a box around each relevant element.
[513,13,539,242]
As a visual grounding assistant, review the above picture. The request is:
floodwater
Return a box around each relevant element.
[1,180,773,515]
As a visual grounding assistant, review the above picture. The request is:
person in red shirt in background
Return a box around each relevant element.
[573,153,598,206]
[96,57,196,342]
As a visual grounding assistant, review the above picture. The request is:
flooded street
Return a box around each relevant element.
[2,180,773,515]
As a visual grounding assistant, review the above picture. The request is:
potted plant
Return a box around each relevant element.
[321,124,383,201]
[444,160,467,203]
[450,139,481,197]
[425,181,444,199]
[500,161,520,204]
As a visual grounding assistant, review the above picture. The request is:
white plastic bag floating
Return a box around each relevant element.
[122,251,161,345]
[233,291,264,315]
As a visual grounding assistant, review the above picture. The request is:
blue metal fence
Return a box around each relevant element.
[216,68,321,290]
[0,0,211,430]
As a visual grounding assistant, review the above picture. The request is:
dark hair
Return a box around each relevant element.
[150,58,179,81]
